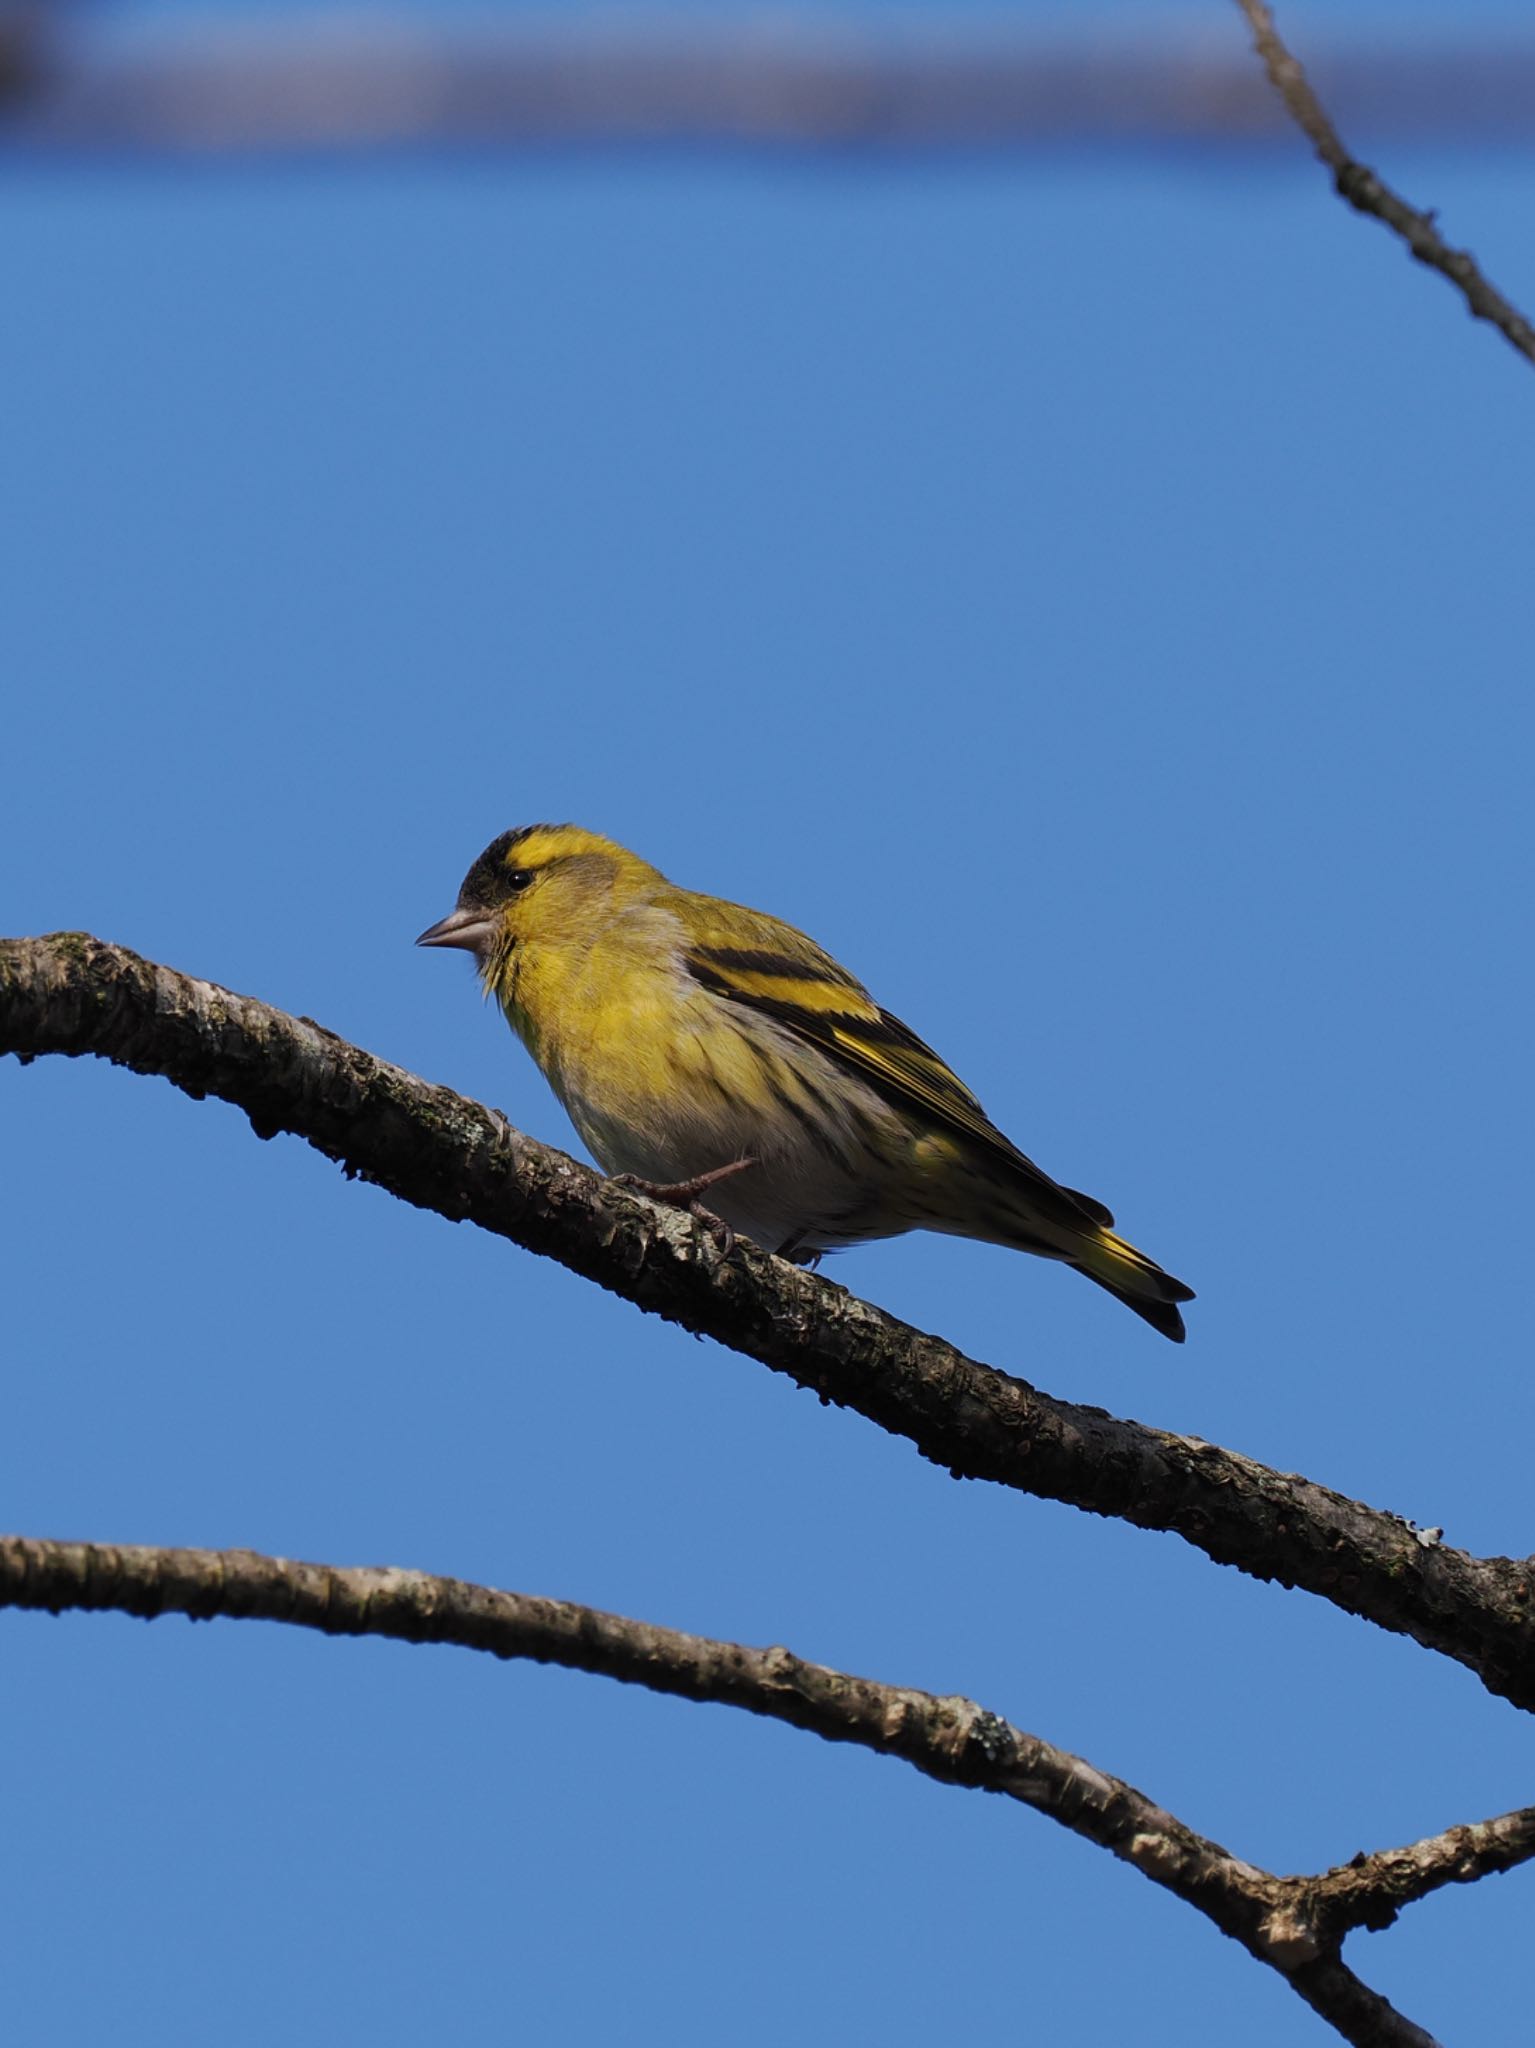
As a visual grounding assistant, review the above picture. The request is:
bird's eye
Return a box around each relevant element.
[505,869,534,894]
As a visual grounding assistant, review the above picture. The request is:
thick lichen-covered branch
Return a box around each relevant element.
[4,934,1535,1714]
[1233,0,1535,367]
[0,1534,1491,2048]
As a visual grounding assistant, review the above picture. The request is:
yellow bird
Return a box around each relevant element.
[418,825,1194,1340]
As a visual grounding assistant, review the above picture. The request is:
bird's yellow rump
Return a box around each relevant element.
[418,824,1194,1340]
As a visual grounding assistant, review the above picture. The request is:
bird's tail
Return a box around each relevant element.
[965,1156,1194,1341]
[1067,1224,1195,1343]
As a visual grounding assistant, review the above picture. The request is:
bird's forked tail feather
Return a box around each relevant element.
[1069,1224,1195,1343]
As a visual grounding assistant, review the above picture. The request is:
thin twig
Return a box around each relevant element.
[0,1533,1484,2048]
[1233,0,1535,368]
[4,934,1535,1711]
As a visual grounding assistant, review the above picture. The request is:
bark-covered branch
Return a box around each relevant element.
[1233,0,1535,368]
[1303,1808,1535,1948]
[10,1532,1518,2048]
[5,934,1535,1714]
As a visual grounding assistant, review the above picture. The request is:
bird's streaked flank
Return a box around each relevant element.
[419,825,1193,1339]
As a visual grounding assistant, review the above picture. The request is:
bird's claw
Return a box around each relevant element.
[686,1199,736,1258]
[610,1158,757,1260]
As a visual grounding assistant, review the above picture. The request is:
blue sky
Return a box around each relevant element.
[4,4,1533,2043]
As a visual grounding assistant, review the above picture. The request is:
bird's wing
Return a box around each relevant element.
[682,924,1113,1232]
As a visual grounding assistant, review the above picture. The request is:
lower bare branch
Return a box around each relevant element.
[4,934,1535,1716]
[1233,0,1535,368]
[0,1533,1479,2046]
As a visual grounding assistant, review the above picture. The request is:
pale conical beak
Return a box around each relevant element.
[416,906,495,954]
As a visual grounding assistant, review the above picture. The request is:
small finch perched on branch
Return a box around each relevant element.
[419,826,1193,1339]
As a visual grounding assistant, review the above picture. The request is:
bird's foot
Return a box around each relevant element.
[611,1158,758,1258]
[685,1200,737,1257]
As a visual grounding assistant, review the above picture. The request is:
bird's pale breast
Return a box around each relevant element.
[541,937,927,1257]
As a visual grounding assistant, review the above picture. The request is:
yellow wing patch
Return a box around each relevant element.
[685,941,1109,1232]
